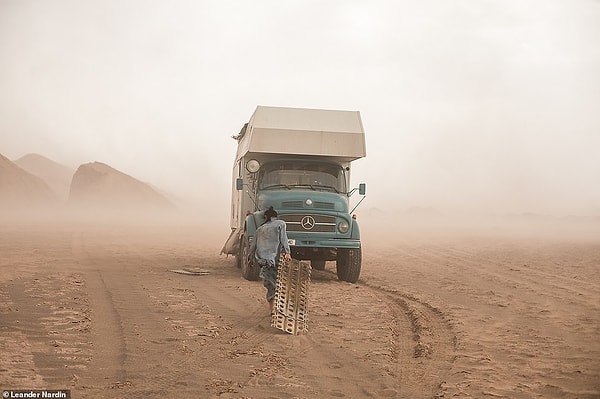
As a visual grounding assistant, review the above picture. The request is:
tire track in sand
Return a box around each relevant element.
[273,268,458,398]
[71,232,210,397]
[70,232,127,393]
[363,280,458,398]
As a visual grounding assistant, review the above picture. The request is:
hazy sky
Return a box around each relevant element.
[1,0,599,217]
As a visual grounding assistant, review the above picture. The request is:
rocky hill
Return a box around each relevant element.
[69,161,174,211]
[0,153,57,208]
[14,153,74,200]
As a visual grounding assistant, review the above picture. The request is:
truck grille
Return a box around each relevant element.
[281,214,336,233]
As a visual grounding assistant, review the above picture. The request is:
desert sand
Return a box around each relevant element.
[0,215,598,399]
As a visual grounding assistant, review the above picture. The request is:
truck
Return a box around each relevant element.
[221,106,367,283]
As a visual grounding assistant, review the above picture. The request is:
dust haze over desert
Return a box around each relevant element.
[1,0,599,231]
[1,2,600,398]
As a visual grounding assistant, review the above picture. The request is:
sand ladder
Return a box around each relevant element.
[271,257,311,335]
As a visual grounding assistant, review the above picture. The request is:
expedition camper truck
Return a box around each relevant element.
[221,106,367,283]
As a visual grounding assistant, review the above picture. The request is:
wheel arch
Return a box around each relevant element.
[245,213,260,237]
[350,218,361,240]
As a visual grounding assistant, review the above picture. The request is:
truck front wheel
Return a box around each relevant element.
[240,234,260,281]
[235,250,242,269]
[336,248,361,283]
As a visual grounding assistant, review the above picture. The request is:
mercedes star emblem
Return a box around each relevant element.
[301,216,316,230]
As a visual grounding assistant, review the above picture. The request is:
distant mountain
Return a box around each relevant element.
[0,152,57,207]
[14,153,74,200]
[503,212,554,223]
[69,161,174,211]
[361,207,387,218]
[404,206,442,217]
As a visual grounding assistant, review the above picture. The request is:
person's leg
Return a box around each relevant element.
[269,298,275,314]
[260,265,278,314]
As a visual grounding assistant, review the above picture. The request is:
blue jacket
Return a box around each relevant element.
[249,218,291,268]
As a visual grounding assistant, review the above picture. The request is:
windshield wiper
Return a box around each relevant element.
[262,184,292,190]
[312,184,340,193]
[287,184,340,193]
[286,184,317,191]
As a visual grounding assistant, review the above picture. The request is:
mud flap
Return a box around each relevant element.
[221,228,241,255]
[271,257,311,335]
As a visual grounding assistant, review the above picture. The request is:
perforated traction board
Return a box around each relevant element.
[271,257,311,335]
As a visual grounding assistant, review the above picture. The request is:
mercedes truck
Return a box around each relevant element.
[221,106,367,283]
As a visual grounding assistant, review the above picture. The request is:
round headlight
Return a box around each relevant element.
[246,159,260,173]
[338,220,350,233]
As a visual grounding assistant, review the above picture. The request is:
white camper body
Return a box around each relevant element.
[235,106,366,162]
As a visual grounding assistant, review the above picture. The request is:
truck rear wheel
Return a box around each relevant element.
[240,234,260,281]
[336,248,361,283]
[310,260,326,271]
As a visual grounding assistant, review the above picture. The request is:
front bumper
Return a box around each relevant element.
[288,237,361,249]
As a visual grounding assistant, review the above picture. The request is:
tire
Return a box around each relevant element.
[310,260,326,271]
[336,248,361,283]
[240,234,260,281]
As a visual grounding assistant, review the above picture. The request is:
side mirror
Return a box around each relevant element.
[236,178,244,191]
[359,183,366,195]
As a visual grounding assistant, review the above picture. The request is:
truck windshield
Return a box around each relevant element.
[259,162,346,193]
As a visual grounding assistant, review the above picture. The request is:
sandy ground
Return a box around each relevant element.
[0,218,599,398]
